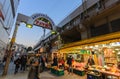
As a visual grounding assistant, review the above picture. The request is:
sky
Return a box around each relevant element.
[12,0,82,47]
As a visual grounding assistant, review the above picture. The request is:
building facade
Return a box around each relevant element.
[57,0,120,66]
[58,0,120,42]
[34,0,120,62]
[0,0,20,63]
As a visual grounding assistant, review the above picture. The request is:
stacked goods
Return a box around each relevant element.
[72,62,86,76]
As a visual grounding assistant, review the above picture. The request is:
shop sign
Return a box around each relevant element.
[80,50,90,54]
[29,13,55,30]
[11,37,16,43]
[34,19,51,29]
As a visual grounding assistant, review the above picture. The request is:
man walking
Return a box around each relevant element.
[14,57,21,74]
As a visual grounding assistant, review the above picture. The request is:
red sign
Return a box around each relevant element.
[34,19,51,29]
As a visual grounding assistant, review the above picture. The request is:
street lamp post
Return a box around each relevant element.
[2,13,29,76]
[2,23,19,76]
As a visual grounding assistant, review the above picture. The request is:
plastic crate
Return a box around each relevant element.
[73,69,85,76]
[56,70,64,76]
[51,68,57,74]
[51,68,64,76]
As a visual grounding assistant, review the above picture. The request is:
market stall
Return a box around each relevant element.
[57,32,120,77]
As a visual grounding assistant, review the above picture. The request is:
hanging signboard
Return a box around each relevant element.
[27,13,55,30]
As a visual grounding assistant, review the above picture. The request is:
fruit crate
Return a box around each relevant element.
[73,69,85,76]
[50,68,64,76]
[56,70,64,76]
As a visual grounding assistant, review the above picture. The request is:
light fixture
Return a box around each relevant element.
[26,24,33,28]
[51,30,57,35]
[90,46,93,48]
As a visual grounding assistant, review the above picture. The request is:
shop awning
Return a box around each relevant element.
[59,31,120,53]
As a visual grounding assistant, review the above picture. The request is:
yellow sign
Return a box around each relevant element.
[11,37,16,43]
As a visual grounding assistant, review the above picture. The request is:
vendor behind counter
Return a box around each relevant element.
[87,55,95,66]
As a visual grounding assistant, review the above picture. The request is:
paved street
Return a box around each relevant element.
[0,71,28,79]
[0,62,15,75]
[0,62,87,79]
[0,62,29,79]
[0,70,87,79]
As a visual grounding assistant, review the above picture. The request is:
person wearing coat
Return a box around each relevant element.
[53,56,58,66]
[20,55,27,71]
[14,57,21,74]
[67,55,73,74]
[87,55,95,66]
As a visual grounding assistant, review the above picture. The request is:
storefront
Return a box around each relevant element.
[58,31,120,78]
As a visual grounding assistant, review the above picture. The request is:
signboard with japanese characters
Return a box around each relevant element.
[28,13,55,30]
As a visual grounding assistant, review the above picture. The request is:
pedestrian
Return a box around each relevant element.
[3,55,7,65]
[26,56,31,70]
[40,55,47,71]
[87,55,95,66]
[52,56,58,66]
[59,57,65,69]
[32,56,40,79]
[67,55,73,74]
[14,57,21,74]
[11,55,14,62]
[20,55,27,71]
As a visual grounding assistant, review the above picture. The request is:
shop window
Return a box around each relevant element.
[111,19,120,32]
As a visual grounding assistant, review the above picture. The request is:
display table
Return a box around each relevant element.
[97,69,120,79]
[50,68,64,76]
[73,68,85,76]
[88,67,120,79]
